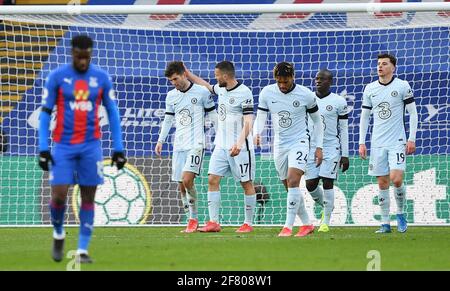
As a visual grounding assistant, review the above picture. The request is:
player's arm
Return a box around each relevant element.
[155,98,175,157]
[358,88,372,160]
[307,95,324,166]
[230,96,254,157]
[253,89,269,147]
[203,93,218,129]
[404,85,418,155]
[184,66,214,94]
[38,73,57,171]
[338,100,350,172]
[102,76,127,170]
[207,109,218,129]
[231,114,253,157]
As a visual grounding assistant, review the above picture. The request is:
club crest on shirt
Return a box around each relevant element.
[391,91,398,97]
[191,98,198,104]
[229,97,235,104]
[293,100,300,107]
[326,105,333,111]
[89,77,98,88]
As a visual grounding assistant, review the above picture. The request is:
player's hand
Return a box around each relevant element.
[340,157,350,173]
[229,144,241,157]
[315,147,323,167]
[359,144,367,160]
[38,151,54,171]
[111,152,127,170]
[183,64,192,78]
[253,134,261,148]
[155,142,163,157]
[406,140,416,155]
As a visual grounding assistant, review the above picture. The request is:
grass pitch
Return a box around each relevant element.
[0,226,449,271]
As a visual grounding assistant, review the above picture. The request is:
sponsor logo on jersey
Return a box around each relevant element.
[72,80,93,111]
[70,101,94,112]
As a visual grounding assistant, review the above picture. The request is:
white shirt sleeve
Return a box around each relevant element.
[309,110,324,149]
[306,91,323,148]
[405,102,418,142]
[254,88,269,135]
[158,114,174,144]
[338,98,349,157]
[158,96,175,143]
[242,89,254,116]
[358,108,371,145]
[362,86,372,110]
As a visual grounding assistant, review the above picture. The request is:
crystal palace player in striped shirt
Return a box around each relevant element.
[39,35,126,264]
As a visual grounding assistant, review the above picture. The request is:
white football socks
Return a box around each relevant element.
[244,194,256,226]
[394,184,406,215]
[308,186,324,207]
[207,191,221,223]
[186,186,198,219]
[378,189,391,224]
[323,189,335,225]
[284,188,300,229]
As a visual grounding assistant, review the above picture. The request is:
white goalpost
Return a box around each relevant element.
[0,2,448,227]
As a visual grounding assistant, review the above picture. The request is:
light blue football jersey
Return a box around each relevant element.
[308,92,348,149]
[165,83,215,151]
[212,83,254,150]
[362,77,414,147]
[258,83,318,150]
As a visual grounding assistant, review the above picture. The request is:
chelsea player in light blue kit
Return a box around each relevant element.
[39,35,126,263]
[155,61,217,233]
[359,54,418,234]
[186,61,258,233]
[305,69,349,233]
[254,62,324,237]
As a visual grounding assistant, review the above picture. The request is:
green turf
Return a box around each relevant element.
[0,226,449,270]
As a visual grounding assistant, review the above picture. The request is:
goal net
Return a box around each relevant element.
[0,2,448,226]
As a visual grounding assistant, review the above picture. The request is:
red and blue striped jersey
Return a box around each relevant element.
[42,64,118,145]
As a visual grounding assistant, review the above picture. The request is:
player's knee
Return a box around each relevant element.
[80,186,97,204]
[51,196,66,206]
[322,178,334,190]
[305,180,318,192]
[51,188,68,203]
[390,172,403,188]
[377,177,390,190]
[182,177,194,190]
[391,177,403,188]
[241,181,255,194]
[378,182,390,190]
[208,174,220,188]
[286,176,301,188]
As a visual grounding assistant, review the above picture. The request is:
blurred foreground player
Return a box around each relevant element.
[39,35,126,263]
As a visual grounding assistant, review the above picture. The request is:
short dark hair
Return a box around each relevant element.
[318,69,333,80]
[378,53,397,67]
[215,61,235,77]
[274,62,295,78]
[71,35,93,50]
[164,61,185,78]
